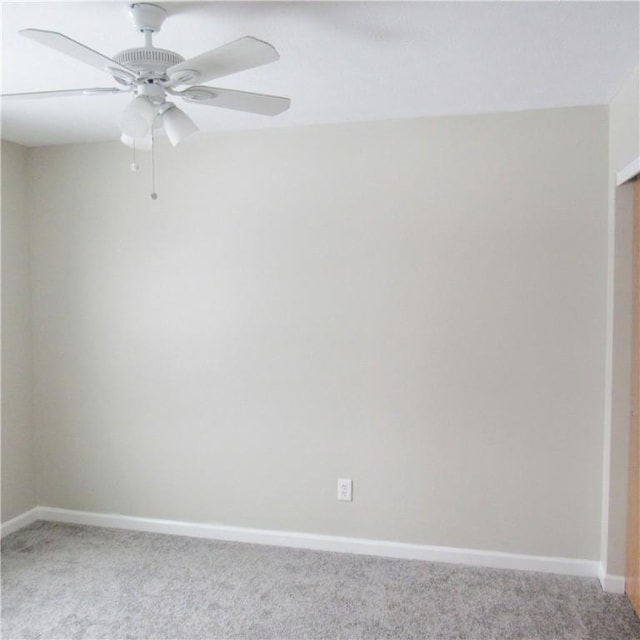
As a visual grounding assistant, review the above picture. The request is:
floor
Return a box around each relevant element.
[2,521,640,639]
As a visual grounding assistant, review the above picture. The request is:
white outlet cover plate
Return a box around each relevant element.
[338,478,353,502]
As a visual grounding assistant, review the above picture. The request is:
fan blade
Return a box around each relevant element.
[1,88,126,100]
[167,36,280,86]
[181,86,290,116]
[20,29,135,80]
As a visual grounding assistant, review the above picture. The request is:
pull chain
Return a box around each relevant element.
[130,140,139,172]
[150,128,158,200]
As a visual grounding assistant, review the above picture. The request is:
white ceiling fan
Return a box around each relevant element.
[1,2,291,148]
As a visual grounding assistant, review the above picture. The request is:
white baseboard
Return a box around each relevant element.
[616,156,640,186]
[599,563,626,593]
[31,506,599,579]
[0,507,40,538]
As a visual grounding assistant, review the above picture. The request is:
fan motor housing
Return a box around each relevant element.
[113,47,184,77]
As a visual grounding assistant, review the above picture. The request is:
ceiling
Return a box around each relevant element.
[1,1,638,147]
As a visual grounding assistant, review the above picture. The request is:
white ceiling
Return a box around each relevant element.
[1,1,638,147]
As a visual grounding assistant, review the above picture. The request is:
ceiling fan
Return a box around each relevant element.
[2,2,291,148]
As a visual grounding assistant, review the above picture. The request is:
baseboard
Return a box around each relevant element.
[616,156,640,186]
[33,506,599,579]
[599,563,626,593]
[0,507,40,539]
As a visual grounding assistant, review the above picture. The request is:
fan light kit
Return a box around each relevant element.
[2,2,291,198]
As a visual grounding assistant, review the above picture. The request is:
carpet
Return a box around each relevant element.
[2,521,640,639]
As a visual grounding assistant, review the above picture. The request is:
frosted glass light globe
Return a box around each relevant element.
[119,96,156,138]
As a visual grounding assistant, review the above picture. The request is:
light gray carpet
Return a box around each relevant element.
[2,521,640,640]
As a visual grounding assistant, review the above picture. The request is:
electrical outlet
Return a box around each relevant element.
[337,478,353,501]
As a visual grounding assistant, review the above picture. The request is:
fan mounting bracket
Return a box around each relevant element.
[129,3,167,33]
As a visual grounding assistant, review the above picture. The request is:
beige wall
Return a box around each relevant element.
[602,67,640,578]
[1,140,36,522]
[28,106,608,559]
